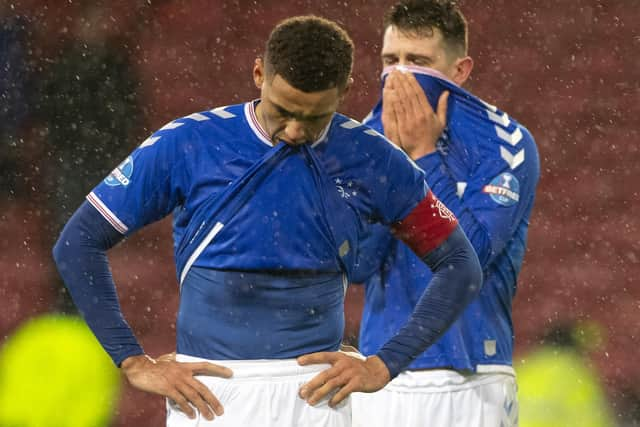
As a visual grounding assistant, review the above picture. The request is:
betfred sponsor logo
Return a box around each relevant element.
[105,156,134,187]
[483,173,520,206]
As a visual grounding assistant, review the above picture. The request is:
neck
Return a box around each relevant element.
[253,101,280,145]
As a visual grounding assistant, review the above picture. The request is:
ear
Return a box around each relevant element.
[339,76,354,102]
[451,56,473,86]
[253,58,265,89]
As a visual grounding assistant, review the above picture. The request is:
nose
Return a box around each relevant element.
[282,120,307,144]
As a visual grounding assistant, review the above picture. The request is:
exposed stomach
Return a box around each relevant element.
[177,267,346,360]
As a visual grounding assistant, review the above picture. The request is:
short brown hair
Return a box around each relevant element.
[264,16,354,92]
[384,0,468,57]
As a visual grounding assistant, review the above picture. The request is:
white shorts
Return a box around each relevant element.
[352,368,518,427]
[166,355,351,427]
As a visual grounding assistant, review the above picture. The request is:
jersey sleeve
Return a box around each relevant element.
[360,130,461,260]
[86,121,192,235]
[391,189,459,257]
[417,125,540,266]
[370,133,430,224]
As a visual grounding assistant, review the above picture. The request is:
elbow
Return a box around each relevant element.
[52,218,80,277]
[453,226,483,301]
[52,201,93,271]
[463,245,483,300]
[425,225,483,301]
[52,232,69,273]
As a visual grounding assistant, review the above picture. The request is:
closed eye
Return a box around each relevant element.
[274,104,330,123]
[382,55,398,66]
[406,54,433,67]
[275,105,295,119]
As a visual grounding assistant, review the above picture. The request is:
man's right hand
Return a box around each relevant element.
[121,353,233,420]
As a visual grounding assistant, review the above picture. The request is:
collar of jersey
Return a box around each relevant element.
[244,100,331,148]
[381,64,458,87]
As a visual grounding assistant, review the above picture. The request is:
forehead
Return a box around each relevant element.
[382,25,445,55]
[267,74,340,115]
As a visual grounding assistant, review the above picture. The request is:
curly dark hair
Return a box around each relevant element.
[384,0,468,56]
[264,16,353,93]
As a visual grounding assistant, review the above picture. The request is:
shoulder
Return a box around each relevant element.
[477,101,539,175]
[328,113,409,157]
[326,114,425,188]
[160,103,246,138]
[453,92,537,150]
[447,93,539,169]
[139,103,248,152]
[480,100,537,149]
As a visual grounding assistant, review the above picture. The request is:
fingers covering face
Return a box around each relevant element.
[394,71,432,118]
[382,77,402,145]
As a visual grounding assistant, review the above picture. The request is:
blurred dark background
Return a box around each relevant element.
[1,0,638,425]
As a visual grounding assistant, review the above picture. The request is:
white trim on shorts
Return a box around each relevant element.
[176,354,331,380]
[168,354,351,427]
[388,367,515,394]
[476,364,516,376]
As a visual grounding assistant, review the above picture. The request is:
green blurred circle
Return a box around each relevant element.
[0,315,120,427]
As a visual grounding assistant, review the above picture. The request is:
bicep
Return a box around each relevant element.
[391,191,459,258]
[88,132,187,235]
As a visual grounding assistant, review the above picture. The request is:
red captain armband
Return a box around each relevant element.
[391,191,459,257]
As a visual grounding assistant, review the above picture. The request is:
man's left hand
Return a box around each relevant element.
[297,352,391,407]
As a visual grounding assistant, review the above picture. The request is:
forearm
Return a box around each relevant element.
[52,201,143,365]
[378,225,482,378]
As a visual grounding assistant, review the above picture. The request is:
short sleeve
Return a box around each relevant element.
[87,122,191,235]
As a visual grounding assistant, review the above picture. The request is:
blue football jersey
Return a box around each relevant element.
[87,101,430,360]
[357,66,540,372]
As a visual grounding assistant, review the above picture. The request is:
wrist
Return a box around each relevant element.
[121,354,153,373]
[414,150,442,173]
[365,355,391,384]
[405,145,436,161]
